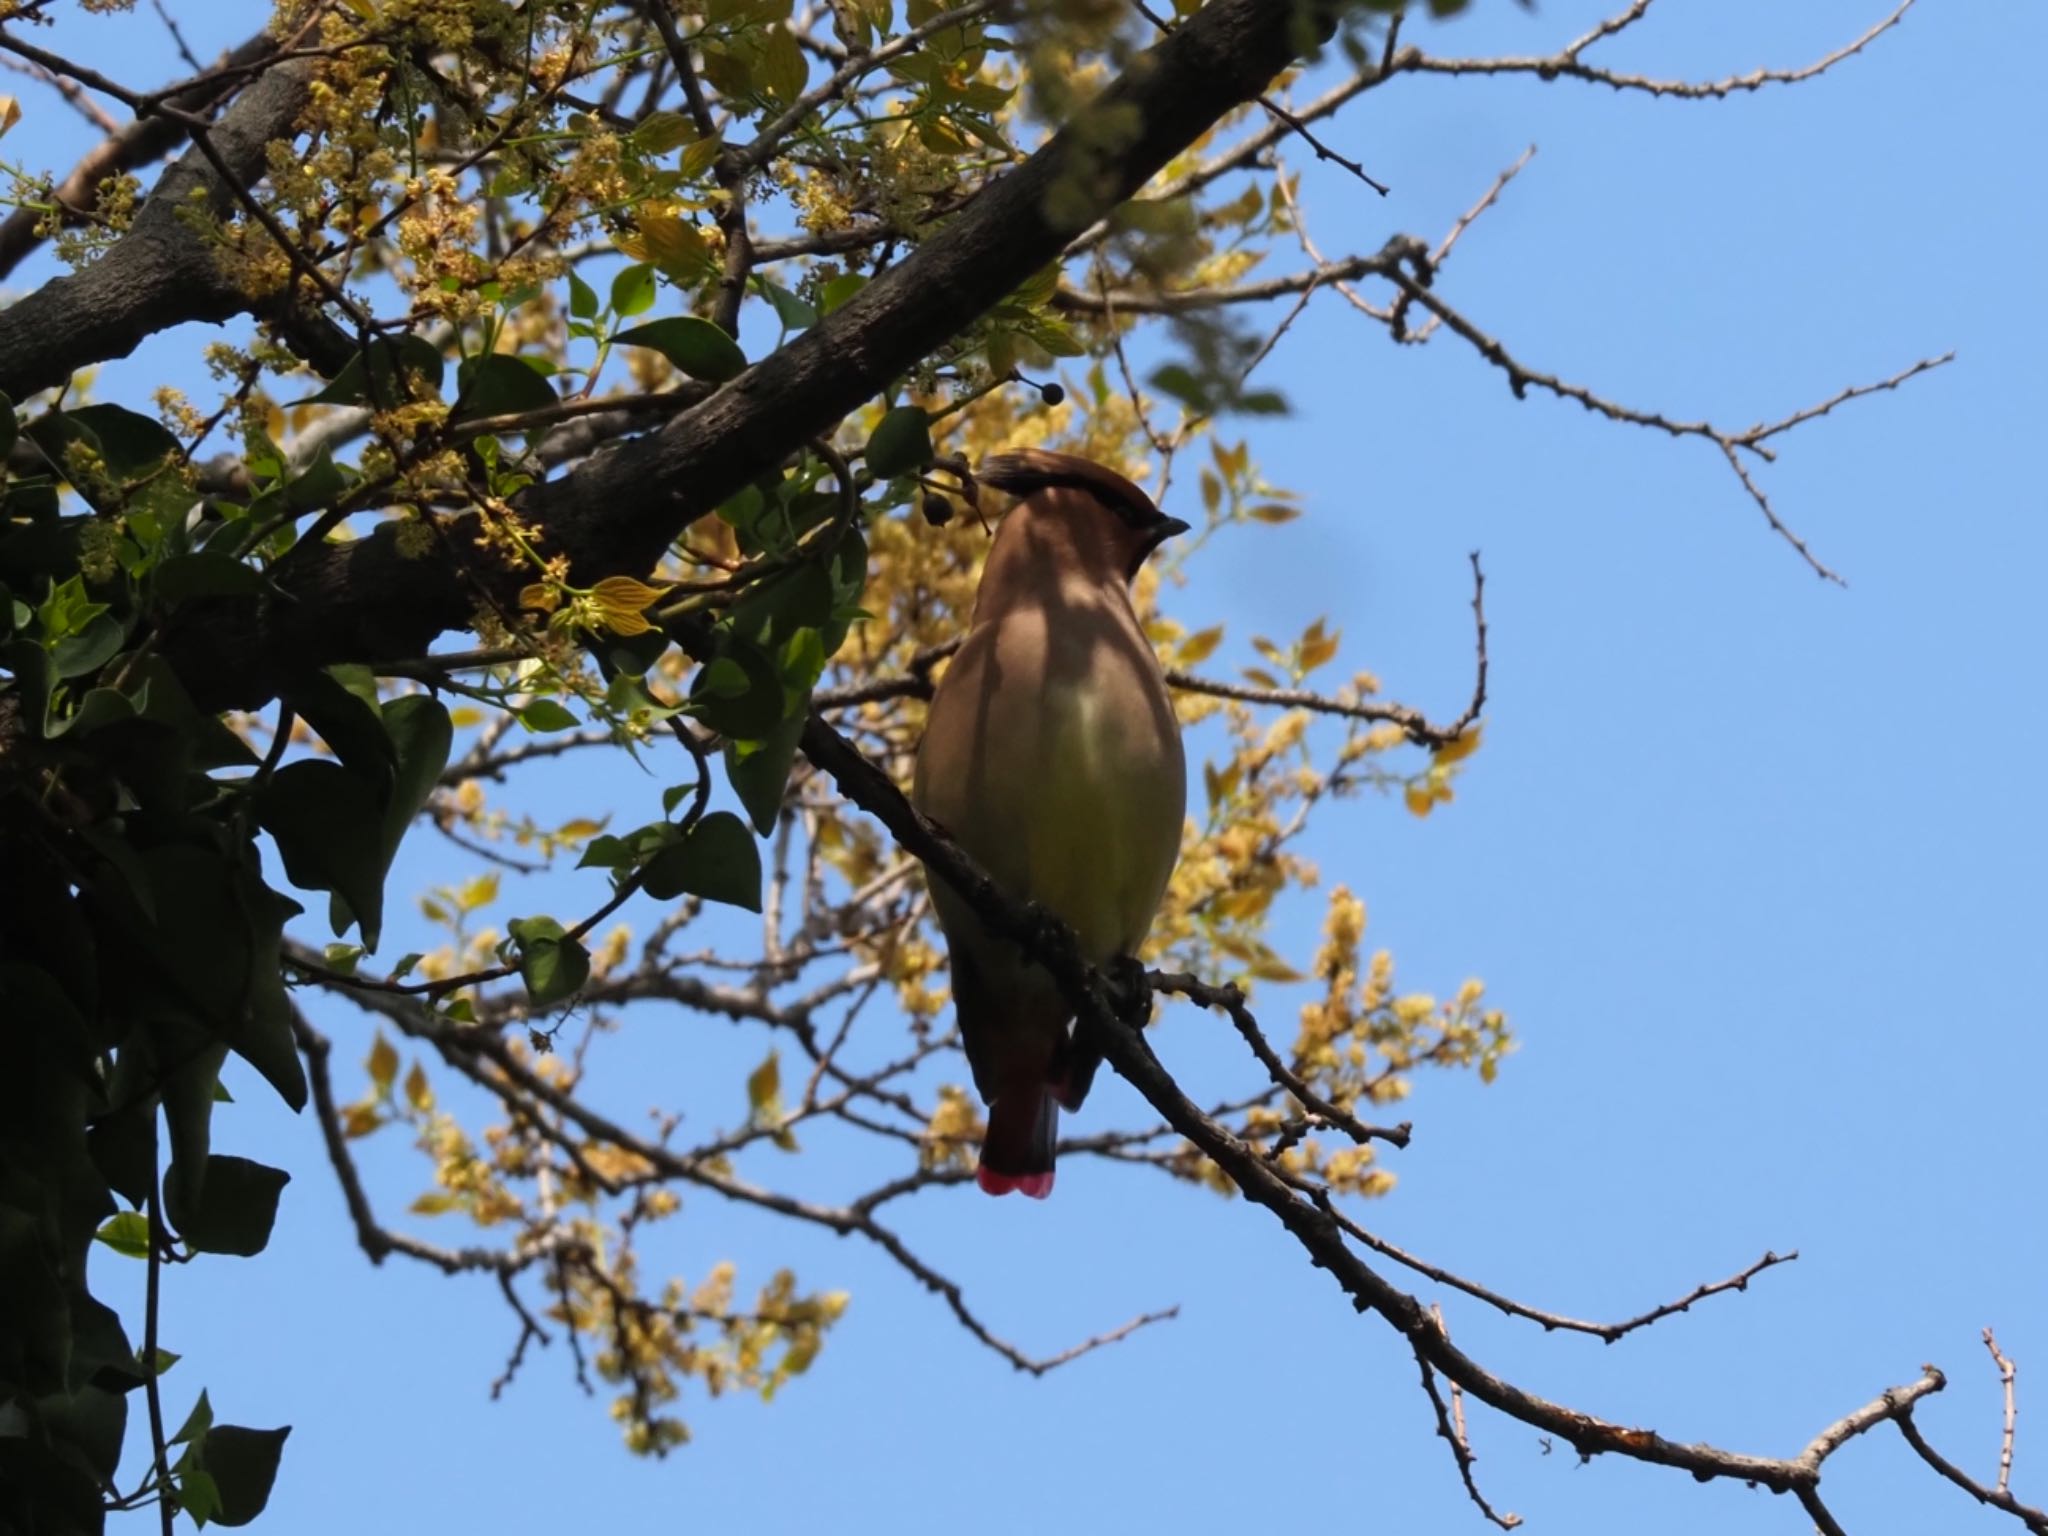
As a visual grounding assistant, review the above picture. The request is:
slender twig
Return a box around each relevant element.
[1398,0,1919,101]
[143,1159,175,1536]
[1417,1311,1522,1529]
[1150,969,1412,1149]
[1895,1408,2048,1533]
[1988,1328,2021,1496]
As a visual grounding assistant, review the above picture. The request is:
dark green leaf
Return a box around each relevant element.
[257,759,388,942]
[200,1423,291,1527]
[281,447,347,513]
[576,834,631,870]
[686,633,784,737]
[354,693,453,950]
[163,1154,289,1257]
[568,270,599,320]
[639,811,762,910]
[303,335,445,407]
[864,405,933,477]
[757,277,817,331]
[162,1040,229,1217]
[506,916,590,1007]
[282,665,396,791]
[1148,363,1211,412]
[725,713,804,835]
[454,352,560,420]
[612,316,748,382]
[51,683,138,737]
[86,1092,157,1209]
[33,403,181,479]
[700,657,750,696]
[155,552,266,604]
[50,612,125,680]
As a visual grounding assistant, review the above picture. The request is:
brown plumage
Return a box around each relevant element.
[912,449,1188,1198]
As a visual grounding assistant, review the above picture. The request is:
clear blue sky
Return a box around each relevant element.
[11,1,2044,1531]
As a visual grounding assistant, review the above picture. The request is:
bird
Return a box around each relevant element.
[912,448,1189,1198]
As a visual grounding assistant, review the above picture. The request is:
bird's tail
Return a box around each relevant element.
[977,1086,1058,1199]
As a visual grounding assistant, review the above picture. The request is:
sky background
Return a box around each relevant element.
[8,0,2044,1531]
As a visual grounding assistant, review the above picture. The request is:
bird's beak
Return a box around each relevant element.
[1126,516,1190,581]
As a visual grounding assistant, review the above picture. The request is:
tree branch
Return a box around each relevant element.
[151,0,1373,712]
[0,55,313,400]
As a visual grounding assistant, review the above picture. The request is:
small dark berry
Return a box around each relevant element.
[1039,383,1066,406]
[920,492,955,527]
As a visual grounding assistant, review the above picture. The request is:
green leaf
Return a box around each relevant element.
[639,811,762,910]
[454,352,559,421]
[758,23,807,105]
[506,916,590,1007]
[568,270,599,320]
[1021,314,1084,357]
[154,552,266,604]
[700,657,750,697]
[163,1154,290,1257]
[725,713,805,835]
[303,335,445,407]
[99,848,307,1110]
[161,1041,230,1218]
[199,1423,291,1527]
[180,1467,223,1528]
[93,1211,151,1259]
[257,759,388,943]
[173,1390,213,1445]
[610,262,657,318]
[576,834,632,870]
[518,698,580,732]
[354,693,453,950]
[281,447,347,513]
[756,277,817,331]
[33,403,180,479]
[50,612,124,680]
[864,405,933,477]
[632,108,697,154]
[282,666,396,793]
[686,633,784,738]
[818,272,867,315]
[1148,363,1211,412]
[612,316,748,382]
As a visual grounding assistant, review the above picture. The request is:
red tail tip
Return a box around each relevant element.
[976,1165,1055,1199]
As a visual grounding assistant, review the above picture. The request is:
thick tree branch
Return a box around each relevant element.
[0,56,313,400]
[793,702,1978,1519]
[0,28,279,280]
[155,0,1362,711]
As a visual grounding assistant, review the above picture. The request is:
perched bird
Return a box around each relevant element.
[912,449,1189,1198]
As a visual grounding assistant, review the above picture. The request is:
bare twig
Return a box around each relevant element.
[1397,0,1920,101]
[1150,969,1412,1149]
[1989,1328,2020,1496]
[1418,1306,1522,1529]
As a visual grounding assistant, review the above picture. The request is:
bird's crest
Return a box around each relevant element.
[977,449,1164,531]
